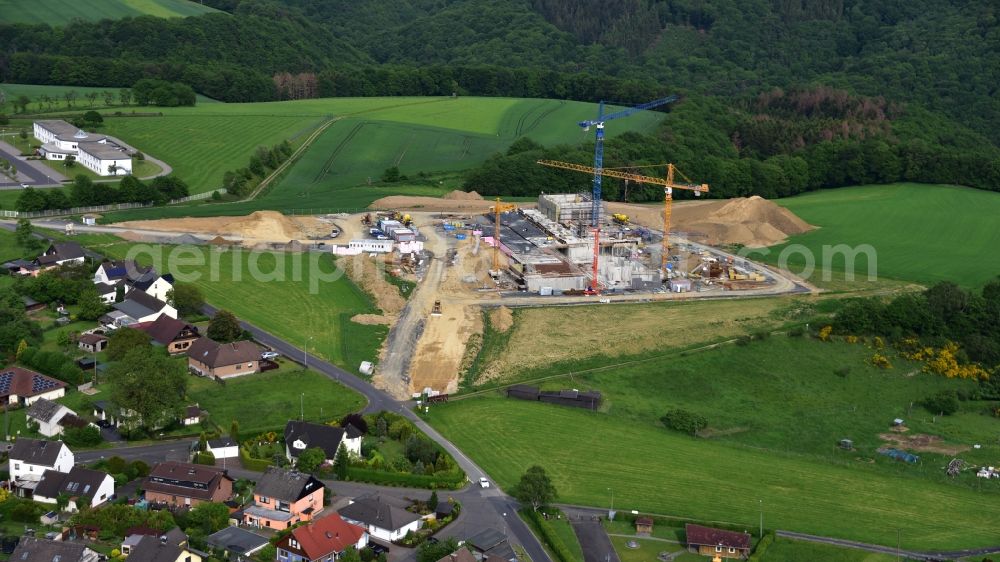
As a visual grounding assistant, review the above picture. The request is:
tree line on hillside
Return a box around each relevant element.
[14,175,189,212]
[462,91,1000,200]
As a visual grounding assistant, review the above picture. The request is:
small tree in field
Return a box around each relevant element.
[511,465,556,512]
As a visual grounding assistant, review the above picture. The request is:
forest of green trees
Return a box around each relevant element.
[0,0,997,194]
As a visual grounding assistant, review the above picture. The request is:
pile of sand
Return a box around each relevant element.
[370,195,532,213]
[114,211,330,243]
[608,196,814,247]
[443,190,484,200]
[340,255,406,316]
[351,313,394,325]
[489,306,514,332]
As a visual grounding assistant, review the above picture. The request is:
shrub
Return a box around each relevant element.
[194,451,216,465]
[924,390,960,416]
[524,510,575,562]
[661,409,708,435]
[62,425,102,447]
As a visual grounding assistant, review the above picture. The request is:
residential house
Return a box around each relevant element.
[182,405,202,426]
[94,260,174,301]
[338,495,421,543]
[10,537,99,562]
[95,260,144,285]
[244,467,325,530]
[33,465,115,511]
[78,333,109,353]
[122,527,188,557]
[113,290,177,324]
[206,527,269,561]
[26,398,88,437]
[3,258,40,277]
[284,421,362,465]
[436,549,479,562]
[275,514,367,562]
[684,524,751,560]
[8,438,74,498]
[34,242,86,274]
[144,461,233,508]
[95,282,119,304]
[0,366,67,407]
[21,295,46,312]
[126,534,202,562]
[140,314,201,354]
[33,119,131,177]
[206,437,239,460]
[129,270,174,302]
[186,338,261,379]
[466,528,516,562]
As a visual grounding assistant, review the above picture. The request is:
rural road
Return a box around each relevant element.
[0,140,67,188]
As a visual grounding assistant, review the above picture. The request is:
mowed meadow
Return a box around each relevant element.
[0,0,218,25]
[427,336,1000,550]
[764,183,1000,288]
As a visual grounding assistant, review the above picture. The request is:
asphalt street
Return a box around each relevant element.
[0,142,62,188]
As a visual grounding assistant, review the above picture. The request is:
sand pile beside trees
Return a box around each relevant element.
[443,189,484,200]
[608,196,814,247]
[114,211,334,242]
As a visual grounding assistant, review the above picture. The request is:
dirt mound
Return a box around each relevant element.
[339,255,406,316]
[351,314,393,325]
[114,211,331,243]
[608,196,814,247]
[443,190,484,201]
[489,306,514,332]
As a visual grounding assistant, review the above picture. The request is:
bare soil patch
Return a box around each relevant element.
[338,255,406,316]
[608,195,814,247]
[370,195,533,213]
[489,306,514,332]
[114,211,334,243]
[350,314,394,325]
[443,189,484,200]
[409,302,483,394]
[879,432,969,455]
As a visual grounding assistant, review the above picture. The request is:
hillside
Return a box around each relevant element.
[0,0,218,25]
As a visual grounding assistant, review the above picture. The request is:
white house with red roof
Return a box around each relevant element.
[275,514,368,562]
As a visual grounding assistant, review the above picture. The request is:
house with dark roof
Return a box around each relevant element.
[182,405,202,426]
[244,467,325,530]
[436,548,479,562]
[78,333,109,353]
[34,242,85,271]
[206,436,239,460]
[126,534,202,562]
[206,526,269,560]
[121,527,188,557]
[187,338,261,378]
[684,524,751,559]
[466,528,516,562]
[275,513,368,562]
[10,537,99,562]
[3,258,40,277]
[284,421,362,465]
[0,366,67,407]
[113,290,177,324]
[33,465,115,511]
[140,314,200,354]
[8,438,74,498]
[26,398,86,438]
[338,495,421,542]
[94,261,175,303]
[144,461,233,508]
[94,259,148,285]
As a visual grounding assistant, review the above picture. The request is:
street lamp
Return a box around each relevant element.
[758,499,763,540]
[304,336,313,369]
[300,393,304,421]
[607,487,615,520]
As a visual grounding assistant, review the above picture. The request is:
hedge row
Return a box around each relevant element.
[748,532,775,561]
[239,447,271,472]
[344,467,465,489]
[523,510,576,562]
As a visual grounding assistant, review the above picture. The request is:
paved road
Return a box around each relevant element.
[0,140,65,188]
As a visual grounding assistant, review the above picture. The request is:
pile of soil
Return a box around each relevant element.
[443,189,484,200]
[351,313,393,325]
[114,211,329,242]
[608,196,814,247]
[489,306,514,332]
[340,255,406,316]
[370,195,532,213]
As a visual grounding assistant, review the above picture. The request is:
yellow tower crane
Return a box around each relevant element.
[489,197,517,276]
[536,160,709,274]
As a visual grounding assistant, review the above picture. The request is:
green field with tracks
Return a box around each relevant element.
[0,0,217,25]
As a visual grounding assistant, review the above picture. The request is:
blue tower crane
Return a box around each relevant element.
[579,95,678,226]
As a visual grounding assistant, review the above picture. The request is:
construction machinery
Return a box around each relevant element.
[431,300,442,316]
[612,213,630,225]
[488,197,517,277]
[578,95,678,227]
[536,160,709,275]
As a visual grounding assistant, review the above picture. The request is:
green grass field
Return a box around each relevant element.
[0,83,219,111]
[426,337,1000,550]
[186,367,366,435]
[760,538,897,561]
[0,0,218,25]
[764,183,1000,288]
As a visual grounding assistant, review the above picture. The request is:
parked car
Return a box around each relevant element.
[369,544,389,557]
[20,183,29,189]
[261,351,279,360]
[479,477,490,488]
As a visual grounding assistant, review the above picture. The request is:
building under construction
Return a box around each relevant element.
[537,193,604,225]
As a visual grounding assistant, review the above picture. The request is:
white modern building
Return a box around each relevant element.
[33,120,133,176]
[8,438,75,498]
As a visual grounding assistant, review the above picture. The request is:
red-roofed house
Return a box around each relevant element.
[0,366,67,407]
[275,514,368,562]
[684,524,751,559]
[140,314,200,355]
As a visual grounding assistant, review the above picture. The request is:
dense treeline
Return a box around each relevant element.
[222,141,294,197]
[16,175,189,212]
[833,279,1000,373]
[463,91,1000,200]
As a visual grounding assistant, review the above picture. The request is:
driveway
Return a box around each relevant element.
[0,140,66,188]
[570,517,621,562]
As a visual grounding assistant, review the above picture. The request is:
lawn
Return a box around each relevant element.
[0,0,218,25]
[609,536,691,562]
[763,183,1000,288]
[426,337,1000,550]
[0,83,218,112]
[760,537,898,561]
[186,367,366,436]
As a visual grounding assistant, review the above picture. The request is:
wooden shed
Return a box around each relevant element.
[635,517,654,535]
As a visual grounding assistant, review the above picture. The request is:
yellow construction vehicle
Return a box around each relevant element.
[612,213,629,225]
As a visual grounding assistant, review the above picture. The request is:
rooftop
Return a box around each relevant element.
[187,337,260,369]
[0,367,67,399]
[684,524,751,550]
[206,526,269,555]
[253,467,324,503]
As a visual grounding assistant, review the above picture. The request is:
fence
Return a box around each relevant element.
[0,188,227,219]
